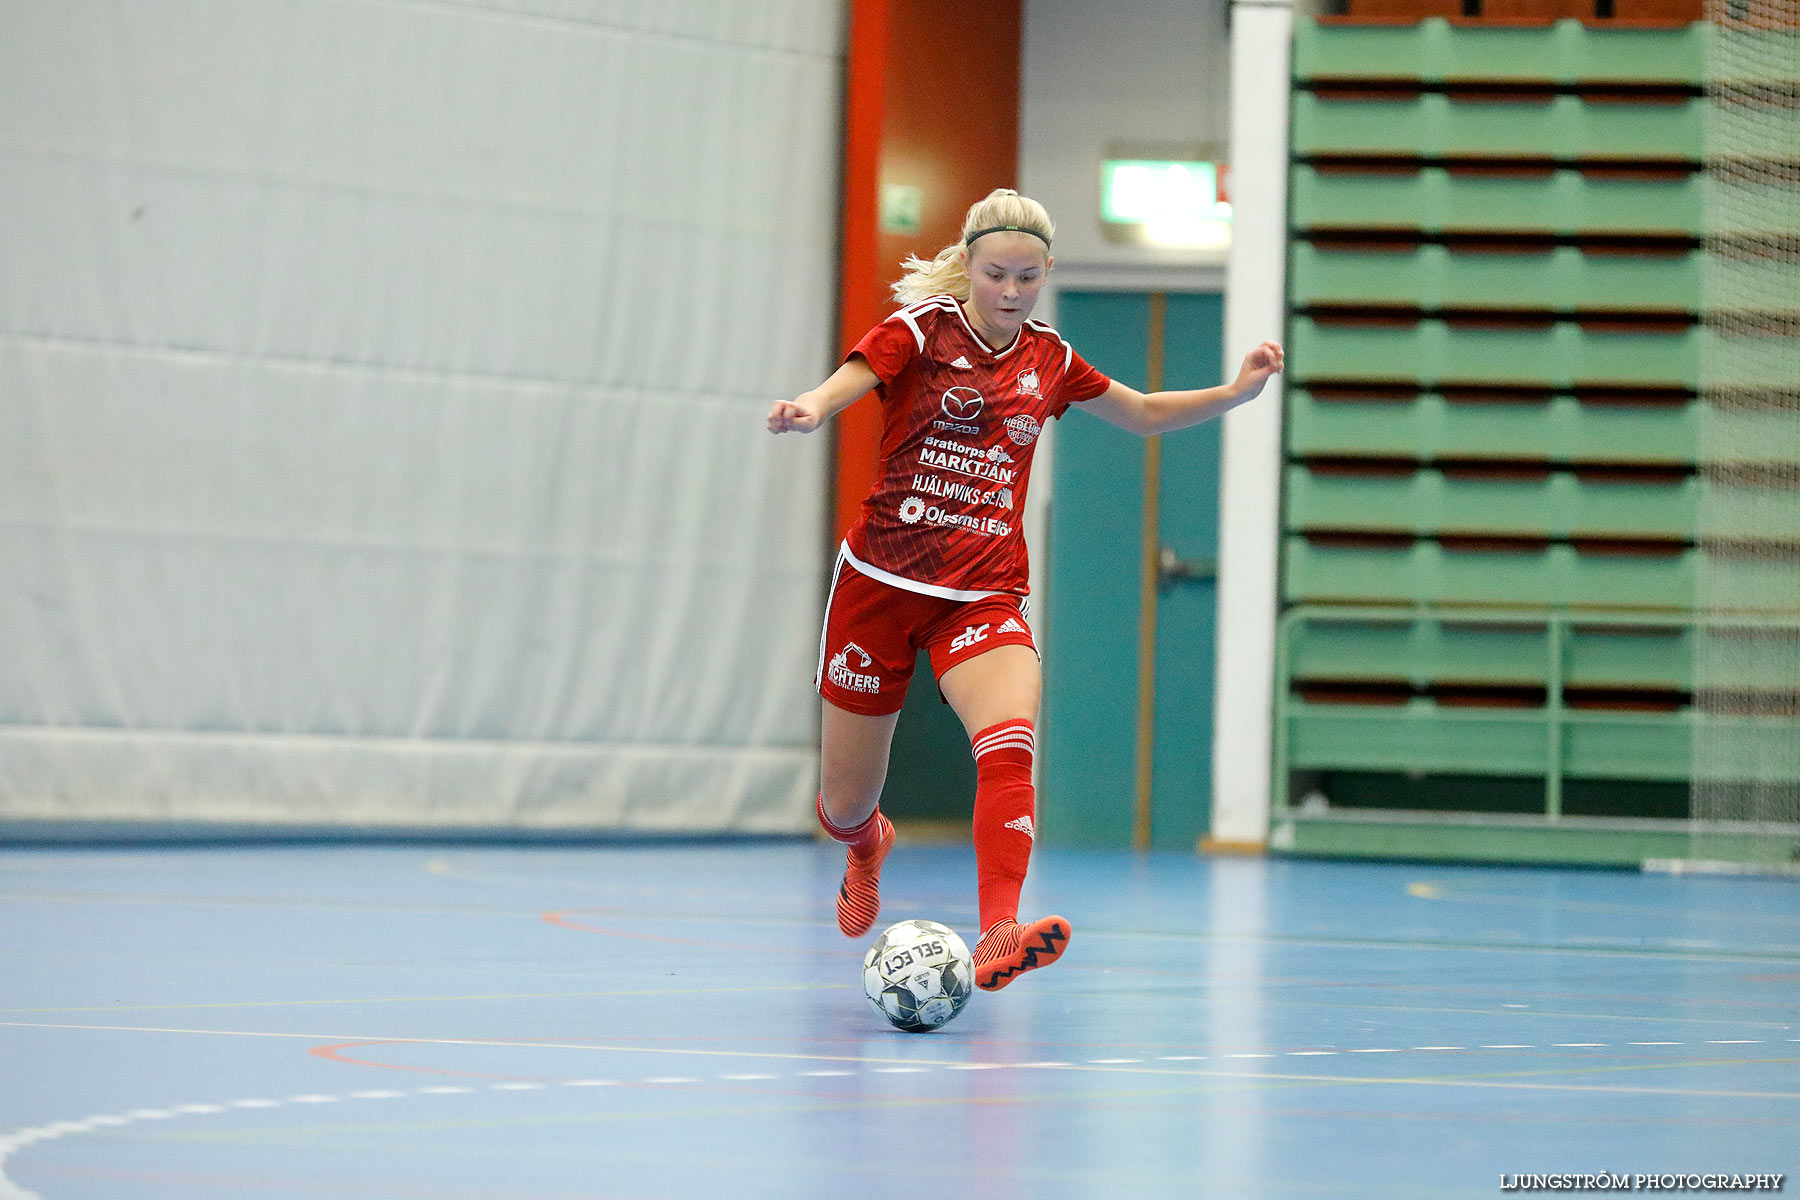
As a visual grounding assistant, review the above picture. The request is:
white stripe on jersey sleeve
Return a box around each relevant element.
[888,296,961,353]
[1025,318,1075,373]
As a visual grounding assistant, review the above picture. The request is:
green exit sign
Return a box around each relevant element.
[1101,159,1232,248]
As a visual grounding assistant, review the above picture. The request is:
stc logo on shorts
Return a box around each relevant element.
[897,494,1010,537]
[950,623,991,653]
[828,642,880,695]
[934,387,983,434]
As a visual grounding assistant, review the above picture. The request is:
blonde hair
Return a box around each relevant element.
[890,188,1054,305]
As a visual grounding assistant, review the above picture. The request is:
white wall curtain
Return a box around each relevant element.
[0,0,841,833]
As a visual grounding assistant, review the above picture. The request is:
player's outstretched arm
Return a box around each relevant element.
[1082,340,1284,437]
[766,357,882,435]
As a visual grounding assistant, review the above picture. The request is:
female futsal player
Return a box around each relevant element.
[767,189,1283,991]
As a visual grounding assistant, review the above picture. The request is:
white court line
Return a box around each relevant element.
[5,1020,1793,1200]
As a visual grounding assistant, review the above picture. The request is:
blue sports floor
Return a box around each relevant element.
[1,840,1796,1199]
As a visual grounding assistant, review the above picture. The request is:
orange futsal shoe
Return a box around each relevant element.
[836,813,895,938]
[973,915,1071,991]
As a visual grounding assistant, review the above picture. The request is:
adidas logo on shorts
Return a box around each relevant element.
[1004,815,1035,839]
[996,617,1026,636]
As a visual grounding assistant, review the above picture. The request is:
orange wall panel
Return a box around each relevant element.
[834,0,1023,542]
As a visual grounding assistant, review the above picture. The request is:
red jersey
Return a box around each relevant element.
[843,295,1111,598]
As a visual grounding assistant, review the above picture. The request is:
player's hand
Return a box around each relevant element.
[1233,341,1284,401]
[767,393,826,434]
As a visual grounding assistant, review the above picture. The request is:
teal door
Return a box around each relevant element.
[1040,290,1226,850]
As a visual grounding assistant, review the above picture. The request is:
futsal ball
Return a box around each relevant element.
[862,919,974,1032]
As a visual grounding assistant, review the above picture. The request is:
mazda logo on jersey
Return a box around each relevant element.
[941,387,984,422]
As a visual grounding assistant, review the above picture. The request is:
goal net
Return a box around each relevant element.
[1689,0,1800,869]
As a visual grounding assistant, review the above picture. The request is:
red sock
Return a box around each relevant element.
[817,794,886,859]
[971,719,1036,933]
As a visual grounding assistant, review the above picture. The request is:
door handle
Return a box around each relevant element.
[1157,545,1217,590]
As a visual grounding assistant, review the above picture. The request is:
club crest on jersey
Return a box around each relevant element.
[1005,413,1043,446]
[1017,368,1042,398]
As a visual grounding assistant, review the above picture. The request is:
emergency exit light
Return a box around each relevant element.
[1101,159,1232,249]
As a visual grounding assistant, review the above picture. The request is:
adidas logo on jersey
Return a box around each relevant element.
[950,355,973,369]
[1004,815,1035,839]
[996,617,1026,636]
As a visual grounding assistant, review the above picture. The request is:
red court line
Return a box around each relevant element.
[308,1039,542,1082]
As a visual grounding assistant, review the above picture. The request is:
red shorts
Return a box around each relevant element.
[815,554,1038,716]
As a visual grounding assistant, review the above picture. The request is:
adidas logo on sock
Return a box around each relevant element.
[950,355,972,369]
[996,617,1026,636]
[1004,815,1035,839]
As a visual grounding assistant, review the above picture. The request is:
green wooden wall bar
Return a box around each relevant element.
[1282,538,1700,608]
[1268,15,1764,865]
[1286,391,1702,465]
[1292,169,1705,237]
[1286,467,1698,540]
[1292,95,1704,159]
[1290,246,1702,312]
[1290,319,1701,386]
[1292,18,1706,84]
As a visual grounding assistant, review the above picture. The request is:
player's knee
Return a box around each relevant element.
[818,786,880,831]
